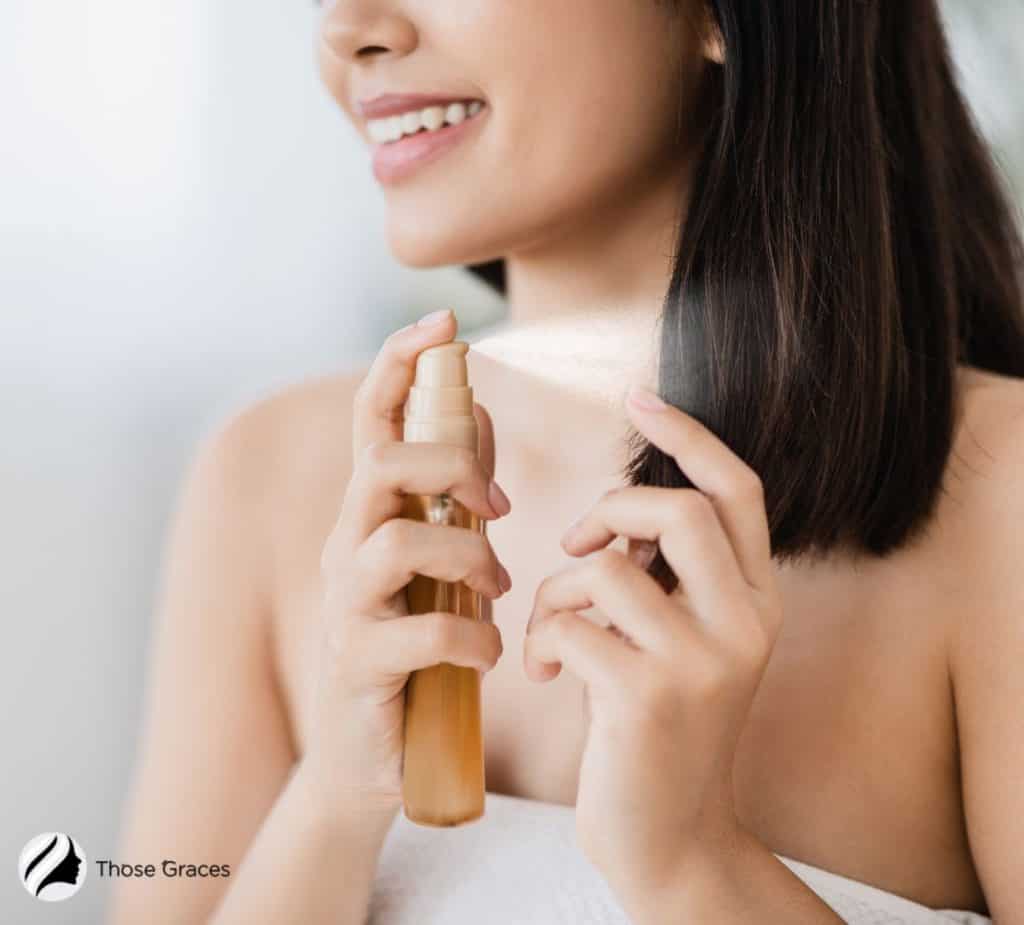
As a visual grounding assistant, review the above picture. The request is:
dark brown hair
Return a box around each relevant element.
[469,0,1024,588]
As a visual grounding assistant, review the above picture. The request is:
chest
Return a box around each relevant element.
[274,484,982,911]
[478,519,980,909]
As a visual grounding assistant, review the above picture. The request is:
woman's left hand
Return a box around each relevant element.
[523,384,784,908]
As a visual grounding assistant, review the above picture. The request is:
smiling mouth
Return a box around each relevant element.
[366,99,487,145]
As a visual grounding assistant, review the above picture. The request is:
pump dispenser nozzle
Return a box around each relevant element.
[403,342,477,450]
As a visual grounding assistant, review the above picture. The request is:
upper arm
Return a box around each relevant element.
[949,397,1024,922]
[110,401,297,924]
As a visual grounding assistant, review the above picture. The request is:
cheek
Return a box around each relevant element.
[383,98,686,268]
[316,40,354,125]
[383,4,697,267]
[500,1,694,183]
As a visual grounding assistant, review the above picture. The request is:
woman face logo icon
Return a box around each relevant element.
[18,832,88,902]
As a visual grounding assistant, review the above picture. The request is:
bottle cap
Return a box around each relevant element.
[404,340,478,453]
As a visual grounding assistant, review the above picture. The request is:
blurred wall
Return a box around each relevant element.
[1,2,501,922]
[0,1,1019,922]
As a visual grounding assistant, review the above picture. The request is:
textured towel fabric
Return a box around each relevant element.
[368,792,991,924]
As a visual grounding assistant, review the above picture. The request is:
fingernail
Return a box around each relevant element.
[488,479,512,516]
[627,384,668,411]
[417,308,453,327]
[497,563,512,593]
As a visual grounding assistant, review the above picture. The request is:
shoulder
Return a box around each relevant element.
[948,365,1024,529]
[941,366,1024,920]
[183,366,371,598]
[186,369,368,511]
[941,364,1024,665]
[210,368,368,464]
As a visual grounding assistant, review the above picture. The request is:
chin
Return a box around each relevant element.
[385,212,501,270]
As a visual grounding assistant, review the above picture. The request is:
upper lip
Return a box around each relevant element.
[356,93,482,119]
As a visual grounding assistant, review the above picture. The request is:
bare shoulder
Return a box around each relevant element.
[216,367,370,488]
[196,366,372,602]
[943,366,1024,922]
[216,368,368,468]
[940,363,1024,615]
[950,364,1024,501]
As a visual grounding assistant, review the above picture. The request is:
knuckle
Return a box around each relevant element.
[472,532,500,569]
[469,547,499,587]
[482,621,504,663]
[737,468,765,503]
[370,517,412,557]
[672,489,715,525]
[544,611,576,643]
[450,445,479,482]
[438,529,493,583]
[425,613,460,655]
[360,439,392,470]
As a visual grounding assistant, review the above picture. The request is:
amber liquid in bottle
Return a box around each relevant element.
[401,494,486,826]
[400,339,487,827]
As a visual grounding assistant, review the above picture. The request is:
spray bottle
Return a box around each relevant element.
[400,340,487,826]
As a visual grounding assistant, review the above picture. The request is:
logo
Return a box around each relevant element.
[18,833,87,902]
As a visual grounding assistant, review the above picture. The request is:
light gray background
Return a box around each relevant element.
[2,2,1020,922]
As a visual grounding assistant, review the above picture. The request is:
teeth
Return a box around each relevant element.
[421,106,445,131]
[445,102,466,125]
[401,111,422,134]
[366,99,485,144]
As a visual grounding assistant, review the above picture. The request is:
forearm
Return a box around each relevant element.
[618,828,844,925]
[209,761,397,925]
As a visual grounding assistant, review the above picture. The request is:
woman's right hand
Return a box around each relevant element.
[299,311,512,824]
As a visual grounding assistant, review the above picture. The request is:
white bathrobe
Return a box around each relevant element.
[368,792,991,924]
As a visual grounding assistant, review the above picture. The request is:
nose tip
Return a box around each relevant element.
[320,9,418,62]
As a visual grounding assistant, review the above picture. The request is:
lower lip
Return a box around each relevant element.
[370,108,488,185]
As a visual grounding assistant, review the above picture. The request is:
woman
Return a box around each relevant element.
[111,1,1024,922]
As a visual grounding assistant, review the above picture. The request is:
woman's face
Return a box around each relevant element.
[317,1,710,268]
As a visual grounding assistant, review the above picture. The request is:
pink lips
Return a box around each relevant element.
[367,102,488,185]
[357,92,478,119]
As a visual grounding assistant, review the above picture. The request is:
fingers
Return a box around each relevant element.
[625,387,774,595]
[351,309,457,465]
[346,611,504,686]
[339,519,511,614]
[560,485,752,641]
[337,440,508,549]
[525,548,693,680]
[523,607,638,695]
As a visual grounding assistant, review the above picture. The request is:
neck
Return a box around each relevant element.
[469,161,691,411]
[503,164,688,326]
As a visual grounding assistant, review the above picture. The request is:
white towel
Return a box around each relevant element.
[368,791,990,924]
